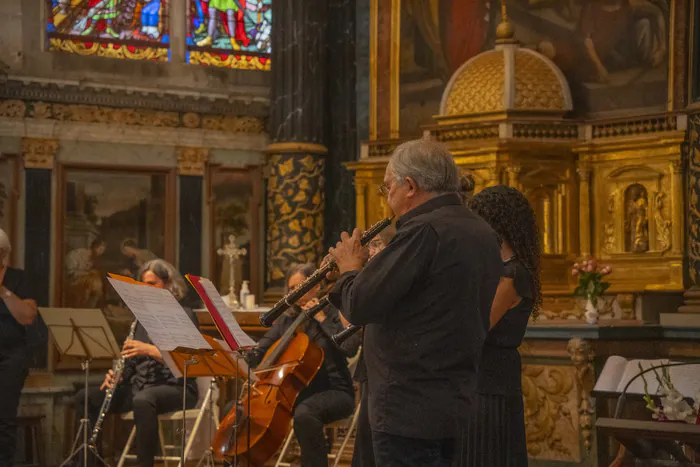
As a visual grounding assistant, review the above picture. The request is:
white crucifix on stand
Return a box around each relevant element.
[217,235,247,310]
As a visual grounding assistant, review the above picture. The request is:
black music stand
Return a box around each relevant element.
[39,308,120,467]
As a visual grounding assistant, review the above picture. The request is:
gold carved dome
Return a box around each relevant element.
[438,33,573,122]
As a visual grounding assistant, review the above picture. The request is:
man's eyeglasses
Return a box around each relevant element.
[377,184,389,197]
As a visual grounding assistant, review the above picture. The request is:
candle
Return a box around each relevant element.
[245,294,256,311]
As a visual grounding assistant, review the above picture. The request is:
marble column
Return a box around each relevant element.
[266,0,329,293]
[177,147,208,279]
[325,0,358,249]
[22,138,58,369]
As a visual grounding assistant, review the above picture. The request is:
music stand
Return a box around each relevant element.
[39,308,120,467]
[168,336,247,467]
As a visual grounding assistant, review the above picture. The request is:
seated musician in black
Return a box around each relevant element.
[74,259,199,467]
[246,263,361,467]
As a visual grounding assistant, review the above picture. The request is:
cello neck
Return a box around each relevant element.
[257,308,307,370]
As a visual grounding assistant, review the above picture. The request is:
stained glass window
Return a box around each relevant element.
[186,0,271,70]
[46,0,170,62]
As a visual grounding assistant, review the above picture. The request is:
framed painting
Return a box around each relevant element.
[397,0,672,134]
[0,154,20,265]
[208,165,263,302]
[54,164,175,369]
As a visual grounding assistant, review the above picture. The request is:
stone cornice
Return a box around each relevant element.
[0,76,270,118]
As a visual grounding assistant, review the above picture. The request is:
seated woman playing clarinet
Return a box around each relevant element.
[229,263,361,467]
[73,259,199,467]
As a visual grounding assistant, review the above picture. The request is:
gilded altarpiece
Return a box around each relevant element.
[576,118,685,293]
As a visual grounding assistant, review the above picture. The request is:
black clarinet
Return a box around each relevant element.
[259,217,393,327]
[331,324,360,346]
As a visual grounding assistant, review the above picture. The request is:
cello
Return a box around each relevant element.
[211,304,325,466]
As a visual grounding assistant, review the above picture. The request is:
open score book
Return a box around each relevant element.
[593,356,700,398]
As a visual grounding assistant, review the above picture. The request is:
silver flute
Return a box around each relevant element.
[89,319,138,446]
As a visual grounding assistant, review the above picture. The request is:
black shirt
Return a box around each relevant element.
[0,267,30,349]
[122,306,199,396]
[329,193,503,439]
[249,305,361,403]
[478,258,533,395]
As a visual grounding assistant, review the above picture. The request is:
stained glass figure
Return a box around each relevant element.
[186,0,271,70]
[46,0,170,62]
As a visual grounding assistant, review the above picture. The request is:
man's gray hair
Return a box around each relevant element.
[138,259,187,301]
[389,138,460,193]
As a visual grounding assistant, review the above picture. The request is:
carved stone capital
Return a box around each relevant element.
[176,147,209,176]
[567,337,595,452]
[576,166,591,183]
[21,138,58,169]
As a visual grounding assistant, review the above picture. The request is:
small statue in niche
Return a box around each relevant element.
[624,184,649,253]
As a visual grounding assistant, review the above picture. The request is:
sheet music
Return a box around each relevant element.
[198,277,257,348]
[668,365,700,398]
[107,278,211,353]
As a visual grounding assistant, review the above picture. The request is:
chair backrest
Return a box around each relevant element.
[346,346,361,376]
[194,377,219,409]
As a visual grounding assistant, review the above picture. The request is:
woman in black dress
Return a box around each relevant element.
[0,228,38,464]
[457,185,541,467]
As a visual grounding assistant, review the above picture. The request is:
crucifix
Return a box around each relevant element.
[217,235,247,309]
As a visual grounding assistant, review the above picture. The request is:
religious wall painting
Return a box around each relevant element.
[209,166,262,300]
[398,0,671,135]
[46,0,170,62]
[0,154,20,264]
[56,166,174,361]
[186,0,271,70]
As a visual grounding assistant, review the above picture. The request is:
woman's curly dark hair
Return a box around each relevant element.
[468,185,542,317]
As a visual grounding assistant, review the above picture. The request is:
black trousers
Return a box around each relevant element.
[373,431,454,467]
[351,381,374,467]
[0,346,28,467]
[293,389,354,467]
[75,383,197,467]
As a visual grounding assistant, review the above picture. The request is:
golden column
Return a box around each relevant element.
[577,165,591,257]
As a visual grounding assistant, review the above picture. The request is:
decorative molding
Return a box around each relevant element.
[512,123,579,140]
[266,142,328,155]
[688,114,700,285]
[177,147,209,176]
[1,77,269,117]
[432,125,500,142]
[591,115,679,139]
[567,337,595,453]
[21,138,58,169]
[0,100,266,135]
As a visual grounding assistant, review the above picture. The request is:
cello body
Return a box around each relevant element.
[212,329,324,466]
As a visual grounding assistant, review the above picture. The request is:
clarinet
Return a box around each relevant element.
[89,319,138,446]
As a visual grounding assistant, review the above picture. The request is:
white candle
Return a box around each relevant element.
[245,294,256,311]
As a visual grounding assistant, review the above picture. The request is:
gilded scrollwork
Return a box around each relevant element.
[0,99,266,135]
[266,153,325,288]
[603,191,616,254]
[567,337,595,453]
[49,38,169,62]
[690,114,700,284]
[521,364,579,461]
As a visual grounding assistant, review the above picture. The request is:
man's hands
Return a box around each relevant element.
[302,297,327,323]
[100,369,119,391]
[121,340,159,360]
[328,229,369,276]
